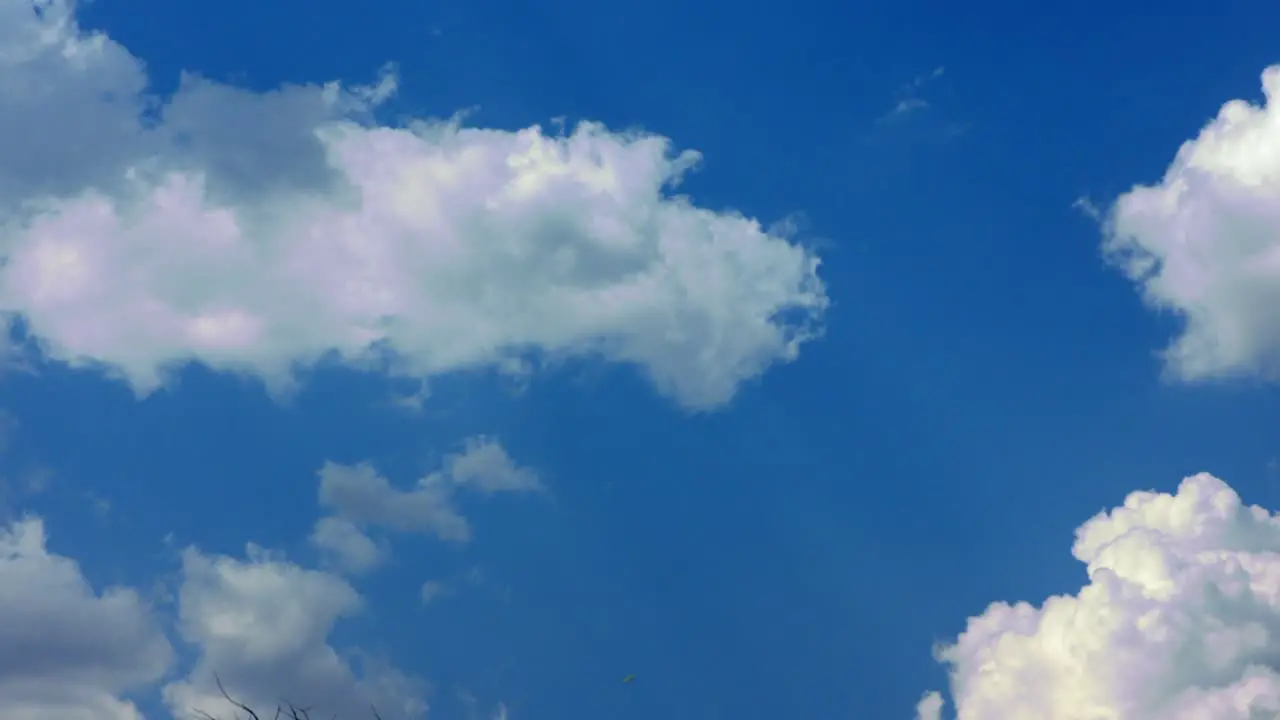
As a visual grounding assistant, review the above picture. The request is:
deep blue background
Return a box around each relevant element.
[6,1,1278,718]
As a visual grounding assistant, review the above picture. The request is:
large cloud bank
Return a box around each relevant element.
[1105,66,1280,382]
[919,473,1280,719]
[0,0,826,409]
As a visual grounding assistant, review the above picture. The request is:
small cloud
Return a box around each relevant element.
[317,462,471,543]
[420,567,495,606]
[420,580,450,604]
[310,516,386,575]
[1072,195,1104,222]
[23,465,51,494]
[0,463,54,519]
[448,437,542,495]
[887,97,929,118]
[919,65,946,84]
[164,544,426,719]
[85,491,111,518]
[877,66,945,125]
[915,691,944,720]
[312,437,541,569]
[387,380,431,415]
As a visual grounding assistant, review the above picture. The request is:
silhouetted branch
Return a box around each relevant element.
[214,674,263,720]
[189,673,388,720]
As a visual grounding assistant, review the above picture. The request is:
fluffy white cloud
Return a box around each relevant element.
[920,473,1280,720]
[163,544,426,720]
[1104,66,1280,382]
[0,517,172,720]
[319,461,468,542]
[447,436,541,494]
[0,0,826,409]
[315,436,540,549]
[0,512,423,720]
[310,516,385,575]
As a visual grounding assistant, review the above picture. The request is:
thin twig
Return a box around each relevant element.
[215,673,263,720]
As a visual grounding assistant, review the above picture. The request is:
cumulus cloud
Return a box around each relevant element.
[1104,65,1280,382]
[446,436,542,494]
[314,436,539,550]
[877,66,945,124]
[0,517,172,720]
[163,544,426,720]
[0,512,423,720]
[309,516,385,575]
[319,461,469,543]
[420,580,450,604]
[0,0,826,410]
[920,473,1280,720]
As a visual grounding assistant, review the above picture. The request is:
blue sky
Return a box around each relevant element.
[3,1,1280,719]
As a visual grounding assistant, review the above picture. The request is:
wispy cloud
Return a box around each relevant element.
[877,65,945,124]
[310,436,542,577]
[1072,195,1104,221]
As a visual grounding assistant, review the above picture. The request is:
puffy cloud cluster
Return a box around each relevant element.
[310,515,386,576]
[1104,66,1280,383]
[0,0,811,716]
[311,436,540,574]
[928,61,1280,720]
[0,0,826,410]
[163,546,426,720]
[0,438,540,718]
[0,518,171,720]
[0,515,426,720]
[919,473,1280,720]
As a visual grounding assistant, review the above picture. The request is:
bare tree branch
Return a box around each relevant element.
[189,675,389,720]
[214,673,263,720]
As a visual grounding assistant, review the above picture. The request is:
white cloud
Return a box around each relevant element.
[877,66,945,124]
[315,436,540,546]
[163,544,426,720]
[1104,66,1280,382]
[447,436,542,494]
[0,512,423,720]
[0,517,172,720]
[0,0,826,410]
[420,580,450,604]
[319,461,469,542]
[309,516,385,575]
[915,691,944,720]
[920,473,1280,720]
